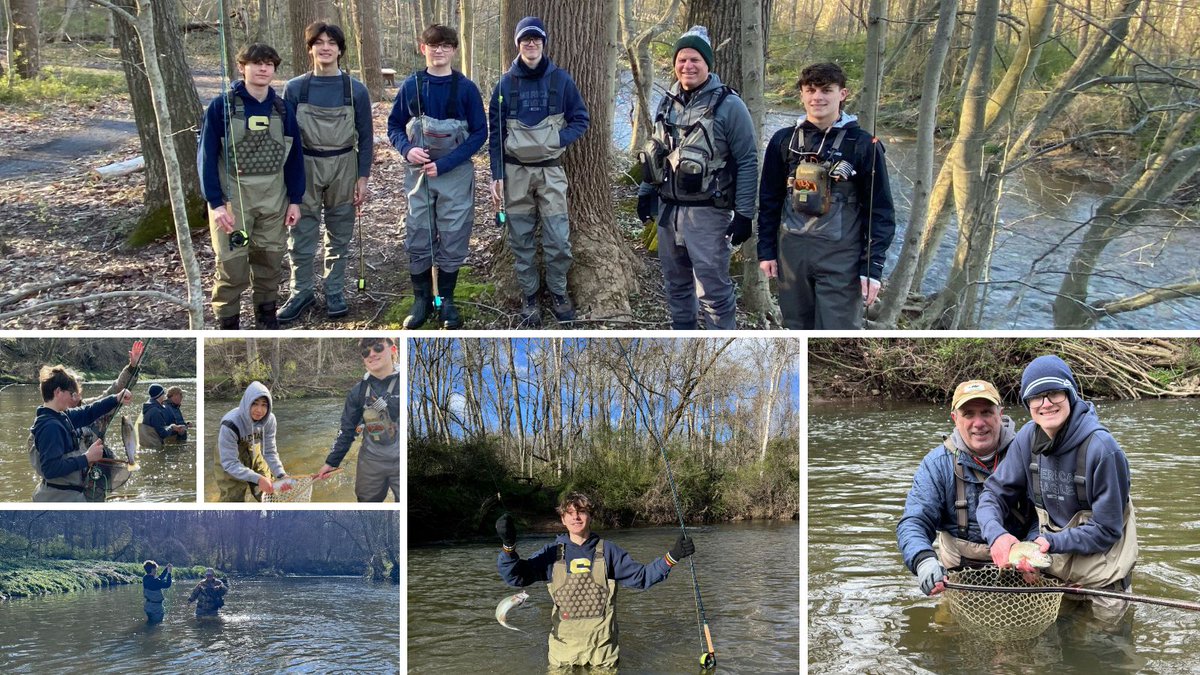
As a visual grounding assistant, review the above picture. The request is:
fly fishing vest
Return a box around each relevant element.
[1030,432,1138,588]
[643,85,735,208]
[405,71,469,161]
[215,420,271,500]
[503,70,566,167]
[547,540,619,668]
[935,438,1029,569]
[218,91,292,213]
[780,126,859,241]
[359,375,399,445]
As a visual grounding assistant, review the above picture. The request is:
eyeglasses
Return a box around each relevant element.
[1025,390,1068,408]
[427,44,456,52]
[519,37,543,46]
[361,343,388,359]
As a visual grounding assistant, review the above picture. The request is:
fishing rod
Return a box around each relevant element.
[96,338,152,441]
[943,581,1200,612]
[616,339,716,670]
[413,76,443,318]
[217,0,249,272]
[356,202,366,292]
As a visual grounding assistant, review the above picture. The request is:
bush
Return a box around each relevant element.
[0,67,127,106]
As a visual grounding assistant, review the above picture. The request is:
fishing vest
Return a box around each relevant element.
[28,417,87,493]
[359,375,399,445]
[503,70,567,167]
[405,71,469,161]
[215,419,271,499]
[1030,432,1139,587]
[780,125,860,242]
[644,85,735,208]
[296,71,357,158]
[192,581,226,615]
[218,90,292,212]
[547,540,619,668]
[935,438,1028,569]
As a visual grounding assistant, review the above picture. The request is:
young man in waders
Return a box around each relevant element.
[142,561,173,624]
[72,339,144,502]
[198,43,304,330]
[137,383,186,451]
[214,381,291,502]
[387,24,487,329]
[978,356,1138,623]
[28,365,132,502]
[896,379,1033,596]
[277,22,374,324]
[488,16,590,327]
[495,492,695,671]
[188,568,228,619]
[636,26,758,330]
[315,337,400,501]
[756,62,896,329]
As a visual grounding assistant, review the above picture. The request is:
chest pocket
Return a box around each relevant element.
[230,95,289,176]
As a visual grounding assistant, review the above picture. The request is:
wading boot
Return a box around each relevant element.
[255,302,281,330]
[218,314,240,331]
[519,293,542,328]
[439,269,462,329]
[326,292,348,319]
[404,270,435,329]
[276,290,314,324]
[551,293,576,324]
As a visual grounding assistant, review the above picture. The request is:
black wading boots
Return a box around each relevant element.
[520,293,542,328]
[219,314,240,330]
[276,290,315,324]
[439,269,461,329]
[551,293,576,323]
[405,269,435,329]
[255,302,280,330]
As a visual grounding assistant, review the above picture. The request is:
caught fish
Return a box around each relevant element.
[495,591,529,632]
[120,415,139,470]
[272,477,297,492]
[1009,541,1051,570]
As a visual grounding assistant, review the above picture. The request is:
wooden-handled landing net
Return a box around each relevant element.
[261,468,343,503]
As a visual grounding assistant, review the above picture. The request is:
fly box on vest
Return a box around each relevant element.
[790,161,831,216]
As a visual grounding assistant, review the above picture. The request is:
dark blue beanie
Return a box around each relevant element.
[514,17,548,47]
[147,383,165,399]
[1019,355,1079,409]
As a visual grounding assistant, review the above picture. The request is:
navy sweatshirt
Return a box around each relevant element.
[387,69,487,175]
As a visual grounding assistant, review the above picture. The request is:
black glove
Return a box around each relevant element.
[668,534,695,563]
[495,513,516,548]
[726,213,753,246]
[636,192,655,223]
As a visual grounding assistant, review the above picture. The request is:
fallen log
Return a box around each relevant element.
[92,156,145,180]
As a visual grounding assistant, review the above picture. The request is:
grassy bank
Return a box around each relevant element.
[0,558,216,599]
[408,437,799,545]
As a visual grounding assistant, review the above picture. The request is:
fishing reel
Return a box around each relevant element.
[700,652,716,669]
[228,228,250,250]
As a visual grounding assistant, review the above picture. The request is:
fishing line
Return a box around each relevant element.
[217,0,249,247]
[615,339,716,669]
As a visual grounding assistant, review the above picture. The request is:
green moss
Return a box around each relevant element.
[126,195,209,248]
[385,266,494,329]
[0,67,127,106]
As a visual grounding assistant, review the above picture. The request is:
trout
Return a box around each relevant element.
[121,415,139,470]
[495,591,529,632]
[1009,541,1051,570]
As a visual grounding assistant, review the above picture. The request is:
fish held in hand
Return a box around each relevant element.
[121,415,139,470]
[496,591,530,632]
[1009,541,1051,571]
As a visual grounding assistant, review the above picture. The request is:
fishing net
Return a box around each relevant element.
[261,475,316,503]
[945,566,1063,641]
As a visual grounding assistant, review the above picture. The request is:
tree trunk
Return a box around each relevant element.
[458,0,473,79]
[54,0,81,43]
[355,0,385,100]
[621,0,682,155]
[858,0,885,134]
[10,0,39,79]
[288,0,321,78]
[112,0,206,241]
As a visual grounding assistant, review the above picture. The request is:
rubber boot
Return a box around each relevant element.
[551,293,576,323]
[439,269,461,329]
[256,302,280,330]
[519,293,542,328]
[404,270,435,329]
[326,292,348,319]
[276,290,315,323]
[218,314,240,330]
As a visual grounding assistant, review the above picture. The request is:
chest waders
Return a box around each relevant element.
[28,425,89,503]
[547,541,619,668]
[1030,433,1139,590]
[934,440,1029,569]
[144,580,167,622]
[353,375,400,502]
[359,376,399,447]
[215,420,271,502]
[290,72,359,300]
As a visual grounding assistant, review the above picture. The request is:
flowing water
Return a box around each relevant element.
[203,396,379,502]
[808,398,1200,674]
[0,381,197,502]
[0,576,399,673]
[407,521,800,674]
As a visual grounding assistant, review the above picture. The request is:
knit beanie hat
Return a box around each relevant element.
[1019,355,1079,409]
[514,16,548,47]
[147,383,165,399]
[674,26,714,69]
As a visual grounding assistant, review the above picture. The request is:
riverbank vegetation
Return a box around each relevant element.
[0,511,398,599]
[810,337,1200,404]
[0,337,195,384]
[409,338,799,543]
[204,337,396,400]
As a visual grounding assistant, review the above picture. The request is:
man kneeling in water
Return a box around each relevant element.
[142,560,173,624]
[495,492,695,671]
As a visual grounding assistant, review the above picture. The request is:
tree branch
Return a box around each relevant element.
[0,291,188,321]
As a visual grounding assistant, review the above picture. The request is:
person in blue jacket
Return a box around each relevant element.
[165,386,190,443]
[488,16,590,327]
[138,383,186,451]
[495,492,694,669]
[977,355,1139,622]
[388,24,487,330]
[142,560,173,624]
[198,42,305,330]
[896,379,1033,596]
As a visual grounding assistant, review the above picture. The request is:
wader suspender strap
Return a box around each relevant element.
[784,126,848,169]
[1030,432,1095,511]
[411,71,462,119]
[299,73,356,158]
[945,438,987,540]
[42,417,86,492]
[507,70,560,118]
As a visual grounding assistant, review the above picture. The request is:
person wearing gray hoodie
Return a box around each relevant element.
[213,381,290,501]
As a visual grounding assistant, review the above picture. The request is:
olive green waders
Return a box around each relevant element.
[210,96,292,321]
[214,425,271,502]
[546,540,618,669]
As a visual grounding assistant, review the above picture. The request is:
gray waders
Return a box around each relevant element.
[28,431,88,503]
[546,540,618,669]
[354,376,400,502]
[290,73,358,304]
[144,585,166,623]
[209,93,292,322]
[658,205,737,330]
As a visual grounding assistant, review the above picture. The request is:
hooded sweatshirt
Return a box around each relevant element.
[141,397,179,442]
[30,395,121,480]
[977,400,1130,556]
[498,532,672,590]
[217,381,285,483]
[487,56,590,179]
[386,68,487,175]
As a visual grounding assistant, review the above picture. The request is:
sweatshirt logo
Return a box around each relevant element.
[248,115,270,131]
[569,558,592,574]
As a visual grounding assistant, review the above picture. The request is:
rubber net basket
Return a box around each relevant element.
[945,566,1063,641]
[261,475,317,503]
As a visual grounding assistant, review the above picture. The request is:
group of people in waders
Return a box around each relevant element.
[142,562,229,624]
[213,337,399,502]
[27,341,191,502]
[898,355,1138,624]
[201,17,895,330]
